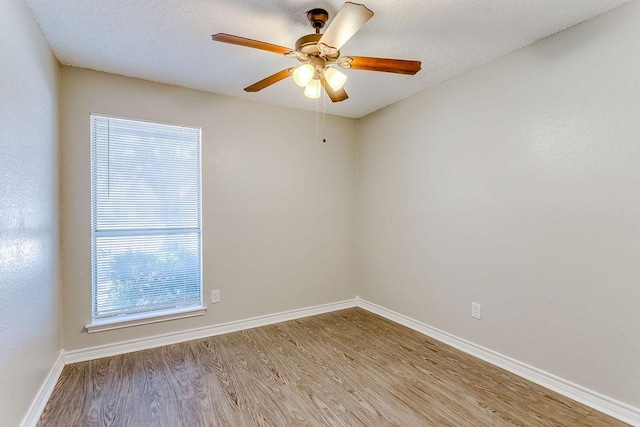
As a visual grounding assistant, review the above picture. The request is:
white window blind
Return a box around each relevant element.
[91,114,202,320]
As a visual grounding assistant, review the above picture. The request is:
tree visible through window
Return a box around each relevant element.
[91,115,202,320]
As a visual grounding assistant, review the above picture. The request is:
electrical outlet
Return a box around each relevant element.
[471,302,482,320]
[211,290,220,304]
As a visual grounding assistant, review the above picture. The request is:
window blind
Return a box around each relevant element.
[91,115,202,319]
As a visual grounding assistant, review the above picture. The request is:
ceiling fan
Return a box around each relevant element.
[211,2,422,102]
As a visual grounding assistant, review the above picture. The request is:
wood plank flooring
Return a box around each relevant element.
[39,308,628,426]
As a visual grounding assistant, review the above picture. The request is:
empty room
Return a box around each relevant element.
[2,0,639,425]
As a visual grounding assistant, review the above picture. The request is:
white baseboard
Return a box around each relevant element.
[64,299,357,364]
[27,298,639,426]
[20,350,65,427]
[355,297,640,427]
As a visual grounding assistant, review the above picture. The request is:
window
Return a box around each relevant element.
[89,114,203,331]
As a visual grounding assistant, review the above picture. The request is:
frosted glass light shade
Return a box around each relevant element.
[293,64,315,87]
[324,67,347,91]
[304,79,322,99]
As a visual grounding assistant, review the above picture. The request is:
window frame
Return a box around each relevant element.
[86,114,205,333]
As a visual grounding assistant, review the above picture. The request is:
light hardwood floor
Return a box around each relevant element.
[39,308,627,426]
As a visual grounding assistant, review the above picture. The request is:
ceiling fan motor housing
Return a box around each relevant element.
[295,33,340,62]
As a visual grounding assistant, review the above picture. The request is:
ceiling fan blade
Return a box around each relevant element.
[320,78,349,102]
[345,56,422,75]
[317,2,374,55]
[244,68,294,92]
[212,33,292,55]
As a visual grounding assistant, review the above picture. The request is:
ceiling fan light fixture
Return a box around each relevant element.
[304,79,322,99]
[293,64,315,87]
[324,67,347,91]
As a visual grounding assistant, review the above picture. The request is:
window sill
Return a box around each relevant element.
[86,305,207,334]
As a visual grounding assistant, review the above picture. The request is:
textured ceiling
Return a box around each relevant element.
[25,0,628,118]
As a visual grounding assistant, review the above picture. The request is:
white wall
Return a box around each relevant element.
[60,67,357,351]
[0,0,60,424]
[357,1,640,409]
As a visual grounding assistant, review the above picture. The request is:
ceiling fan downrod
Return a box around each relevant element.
[306,8,329,33]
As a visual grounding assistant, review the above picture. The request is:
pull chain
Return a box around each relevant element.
[322,85,327,143]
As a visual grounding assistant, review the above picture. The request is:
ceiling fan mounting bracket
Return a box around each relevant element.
[306,8,329,32]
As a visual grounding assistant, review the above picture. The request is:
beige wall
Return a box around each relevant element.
[0,0,60,424]
[10,0,638,418]
[60,67,357,351]
[357,1,640,408]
